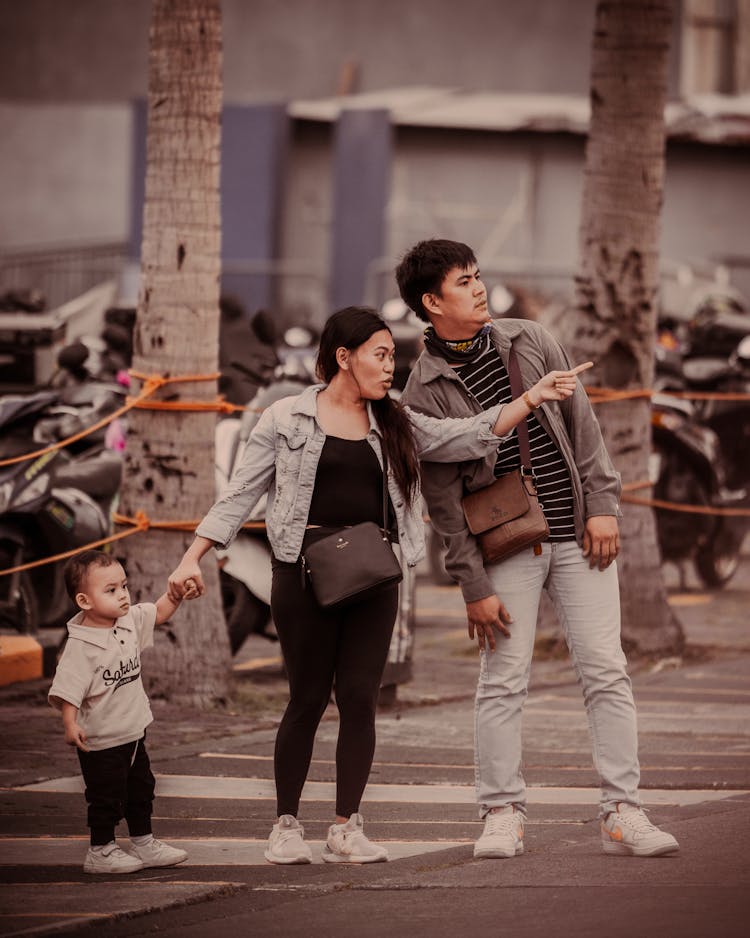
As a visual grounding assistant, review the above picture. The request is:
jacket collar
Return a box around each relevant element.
[289,383,381,435]
[66,609,133,648]
[413,319,525,384]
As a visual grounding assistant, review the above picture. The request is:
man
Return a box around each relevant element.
[398,239,678,860]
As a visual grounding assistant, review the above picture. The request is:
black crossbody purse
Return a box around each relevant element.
[301,450,403,608]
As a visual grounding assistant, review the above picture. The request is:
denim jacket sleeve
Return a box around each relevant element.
[195,404,277,550]
[405,404,510,462]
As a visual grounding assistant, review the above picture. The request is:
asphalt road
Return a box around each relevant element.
[1,555,750,937]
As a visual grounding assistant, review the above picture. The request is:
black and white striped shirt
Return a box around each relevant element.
[455,342,576,541]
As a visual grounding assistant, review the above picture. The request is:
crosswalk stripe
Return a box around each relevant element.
[0,837,464,867]
[16,775,747,806]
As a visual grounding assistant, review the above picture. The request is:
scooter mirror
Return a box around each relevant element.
[57,343,89,371]
[381,298,409,322]
[284,326,315,348]
[489,284,514,316]
[734,334,750,367]
[250,310,277,346]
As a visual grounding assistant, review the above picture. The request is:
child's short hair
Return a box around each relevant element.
[395,239,477,322]
[64,550,119,601]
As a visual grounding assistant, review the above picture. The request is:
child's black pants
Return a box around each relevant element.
[77,735,155,846]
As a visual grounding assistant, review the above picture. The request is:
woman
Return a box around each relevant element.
[168,306,589,865]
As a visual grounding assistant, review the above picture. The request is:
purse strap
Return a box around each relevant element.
[380,447,390,534]
[507,346,533,473]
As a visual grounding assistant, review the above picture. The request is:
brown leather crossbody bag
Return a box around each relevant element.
[461,346,549,563]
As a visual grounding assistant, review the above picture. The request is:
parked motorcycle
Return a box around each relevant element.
[649,390,747,587]
[652,291,750,587]
[0,392,122,634]
[215,311,317,654]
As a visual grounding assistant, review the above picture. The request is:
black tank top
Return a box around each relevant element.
[307,436,386,527]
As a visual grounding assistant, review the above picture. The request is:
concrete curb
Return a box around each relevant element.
[0,635,42,687]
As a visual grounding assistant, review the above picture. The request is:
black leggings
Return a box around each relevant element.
[271,556,399,818]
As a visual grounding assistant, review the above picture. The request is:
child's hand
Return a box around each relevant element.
[64,722,89,752]
[184,577,200,600]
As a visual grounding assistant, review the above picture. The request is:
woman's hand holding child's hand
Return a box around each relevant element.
[167,563,205,602]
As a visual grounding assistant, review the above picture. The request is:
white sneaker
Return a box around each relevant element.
[474,805,524,859]
[83,843,144,875]
[264,815,313,865]
[128,837,188,868]
[601,803,679,857]
[322,813,388,864]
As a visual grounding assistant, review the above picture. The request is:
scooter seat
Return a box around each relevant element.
[55,449,122,500]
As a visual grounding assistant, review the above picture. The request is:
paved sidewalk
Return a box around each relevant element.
[1,561,749,937]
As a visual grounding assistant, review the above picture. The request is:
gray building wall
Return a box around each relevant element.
[0,0,602,103]
[1,0,745,307]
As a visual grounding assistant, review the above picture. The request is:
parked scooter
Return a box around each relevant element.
[649,389,747,588]
[0,392,122,634]
[214,311,318,654]
[651,292,750,587]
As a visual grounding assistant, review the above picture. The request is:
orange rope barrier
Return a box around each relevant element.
[662,389,750,402]
[130,398,246,414]
[586,386,750,404]
[0,511,268,578]
[0,369,264,469]
[586,388,653,402]
[620,479,750,516]
[3,370,750,579]
[0,512,150,578]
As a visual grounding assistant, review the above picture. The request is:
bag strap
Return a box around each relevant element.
[507,346,533,473]
[380,447,390,533]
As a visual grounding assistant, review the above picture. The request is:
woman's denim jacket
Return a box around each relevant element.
[196,384,507,567]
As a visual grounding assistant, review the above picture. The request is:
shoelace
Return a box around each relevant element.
[277,827,304,845]
[617,807,658,834]
[485,811,520,835]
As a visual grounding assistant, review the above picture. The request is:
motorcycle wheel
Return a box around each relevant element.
[695,531,742,588]
[652,443,713,564]
[0,565,38,636]
[220,569,272,655]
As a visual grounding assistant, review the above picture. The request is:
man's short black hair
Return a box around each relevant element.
[64,550,119,601]
[395,239,477,323]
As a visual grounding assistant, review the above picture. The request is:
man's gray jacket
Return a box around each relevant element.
[402,319,622,603]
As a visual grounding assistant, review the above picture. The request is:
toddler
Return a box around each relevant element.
[49,549,196,874]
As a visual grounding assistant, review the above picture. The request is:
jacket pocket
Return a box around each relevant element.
[275,425,306,470]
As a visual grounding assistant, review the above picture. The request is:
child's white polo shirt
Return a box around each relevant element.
[48,603,157,751]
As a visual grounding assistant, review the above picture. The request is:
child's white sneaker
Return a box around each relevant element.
[83,843,144,875]
[128,837,188,868]
[264,815,313,864]
[322,813,388,863]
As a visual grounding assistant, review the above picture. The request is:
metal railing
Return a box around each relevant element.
[0,242,129,311]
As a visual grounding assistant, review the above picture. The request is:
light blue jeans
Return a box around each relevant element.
[475,540,640,818]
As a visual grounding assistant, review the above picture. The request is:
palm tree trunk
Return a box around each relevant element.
[571,0,683,654]
[118,0,230,703]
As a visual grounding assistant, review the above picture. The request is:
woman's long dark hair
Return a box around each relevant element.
[316,306,420,506]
